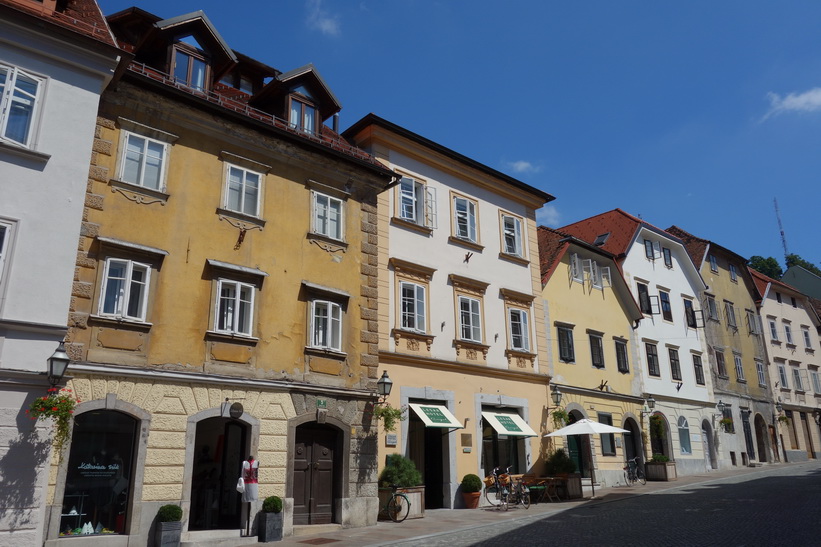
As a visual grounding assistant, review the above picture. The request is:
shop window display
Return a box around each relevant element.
[60,411,137,537]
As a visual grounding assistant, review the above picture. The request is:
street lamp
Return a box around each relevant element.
[376,370,392,404]
[716,400,726,416]
[642,395,656,415]
[813,408,821,426]
[775,401,783,415]
[47,341,70,386]
[550,386,563,408]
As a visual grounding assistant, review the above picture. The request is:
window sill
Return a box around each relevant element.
[216,208,266,230]
[392,328,435,351]
[0,139,51,162]
[771,340,782,345]
[736,378,747,384]
[304,346,347,359]
[448,236,484,253]
[505,348,536,367]
[89,315,152,331]
[205,330,259,345]
[454,339,490,360]
[592,364,605,369]
[786,343,797,349]
[307,232,348,251]
[498,252,529,266]
[717,374,729,380]
[391,216,433,235]
[109,178,169,205]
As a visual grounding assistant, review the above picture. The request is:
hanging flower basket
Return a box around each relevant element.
[26,387,79,456]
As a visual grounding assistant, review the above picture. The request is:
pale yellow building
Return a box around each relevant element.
[344,115,554,509]
[538,227,645,488]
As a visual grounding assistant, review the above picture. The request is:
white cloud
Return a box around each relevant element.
[306,0,341,36]
[536,204,561,227]
[763,88,821,120]
[506,160,542,174]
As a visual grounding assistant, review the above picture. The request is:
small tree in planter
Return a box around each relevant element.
[460,474,483,509]
[378,454,424,519]
[258,495,283,543]
[545,448,576,476]
[645,453,677,481]
[155,504,182,547]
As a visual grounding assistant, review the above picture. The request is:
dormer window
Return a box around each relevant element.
[289,97,317,134]
[173,37,209,91]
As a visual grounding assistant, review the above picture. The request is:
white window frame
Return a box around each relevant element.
[215,279,254,336]
[289,95,318,134]
[644,239,655,260]
[0,220,14,304]
[458,295,482,342]
[811,370,821,394]
[224,164,262,217]
[778,364,789,389]
[310,299,343,351]
[570,253,584,283]
[662,247,673,268]
[802,327,813,349]
[501,213,524,257]
[400,280,426,333]
[119,131,169,190]
[733,354,745,381]
[508,308,530,352]
[99,258,151,322]
[784,322,794,345]
[756,360,766,387]
[792,367,804,391]
[769,318,779,341]
[729,263,738,282]
[312,191,344,240]
[0,63,43,148]
[453,195,477,243]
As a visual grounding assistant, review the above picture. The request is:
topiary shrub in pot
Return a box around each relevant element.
[259,495,283,543]
[460,474,483,509]
[378,454,424,520]
[545,448,577,476]
[155,504,182,547]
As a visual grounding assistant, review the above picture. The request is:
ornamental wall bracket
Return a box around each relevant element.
[392,328,434,351]
[217,213,264,233]
[110,181,168,206]
[454,339,490,360]
[308,234,347,255]
[505,349,537,368]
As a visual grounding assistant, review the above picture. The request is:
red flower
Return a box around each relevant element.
[52,407,58,411]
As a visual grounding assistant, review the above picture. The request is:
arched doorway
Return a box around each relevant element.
[649,412,671,458]
[701,419,717,469]
[293,423,342,525]
[622,417,643,463]
[754,414,769,463]
[566,410,589,477]
[60,410,138,536]
[189,417,248,530]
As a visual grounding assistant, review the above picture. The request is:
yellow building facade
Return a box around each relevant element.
[538,228,645,488]
[43,9,395,546]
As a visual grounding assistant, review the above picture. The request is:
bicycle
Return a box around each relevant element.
[484,467,530,510]
[381,484,411,522]
[623,456,646,486]
[508,474,531,510]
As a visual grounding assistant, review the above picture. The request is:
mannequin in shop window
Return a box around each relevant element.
[241,456,259,536]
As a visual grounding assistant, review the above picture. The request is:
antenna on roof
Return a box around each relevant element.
[774,198,789,262]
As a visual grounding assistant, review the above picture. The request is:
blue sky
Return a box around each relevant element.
[100,0,820,270]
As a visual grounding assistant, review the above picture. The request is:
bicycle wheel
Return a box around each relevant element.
[637,468,646,485]
[520,487,530,509]
[484,485,501,506]
[500,491,509,511]
[624,470,632,486]
[387,494,410,523]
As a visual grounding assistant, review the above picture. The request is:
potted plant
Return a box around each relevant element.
[459,474,483,509]
[544,449,581,499]
[26,387,79,458]
[551,409,569,429]
[258,495,283,542]
[645,453,677,481]
[719,417,734,432]
[372,403,405,432]
[155,504,182,547]
[378,454,424,519]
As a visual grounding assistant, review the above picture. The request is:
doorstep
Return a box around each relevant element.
[293,523,342,537]
[181,529,256,547]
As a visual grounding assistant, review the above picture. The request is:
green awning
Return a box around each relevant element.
[481,410,537,437]
[409,403,463,428]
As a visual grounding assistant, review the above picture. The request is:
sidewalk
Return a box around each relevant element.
[243,462,813,547]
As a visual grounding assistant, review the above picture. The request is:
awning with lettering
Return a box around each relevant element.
[481,411,538,437]
[409,403,463,429]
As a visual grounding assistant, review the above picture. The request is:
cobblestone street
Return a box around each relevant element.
[263,461,821,547]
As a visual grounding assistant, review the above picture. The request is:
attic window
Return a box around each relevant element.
[173,38,209,92]
[593,233,610,246]
[289,96,318,135]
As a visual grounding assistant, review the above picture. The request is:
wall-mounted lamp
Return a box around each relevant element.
[376,370,393,404]
[642,395,656,415]
[549,386,563,408]
[813,408,821,426]
[47,341,71,386]
[775,401,783,415]
[715,400,726,416]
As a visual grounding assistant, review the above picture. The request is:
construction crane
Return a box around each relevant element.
[774,198,789,261]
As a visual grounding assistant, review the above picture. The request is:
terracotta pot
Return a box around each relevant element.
[461,491,481,509]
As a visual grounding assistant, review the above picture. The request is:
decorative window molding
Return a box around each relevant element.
[449,274,489,296]
[312,190,344,241]
[0,63,44,149]
[395,175,436,230]
[451,192,479,245]
[500,212,525,259]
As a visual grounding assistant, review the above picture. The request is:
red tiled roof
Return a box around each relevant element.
[0,0,117,47]
[537,226,571,286]
[665,226,708,269]
[559,209,642,257]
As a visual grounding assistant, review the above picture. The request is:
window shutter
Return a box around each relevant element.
[600,266,611,287]
[425,186,438,229]
[695,309,705,328]
[582,259,593,287]
[653,241,661,258]
[649,295,660,315]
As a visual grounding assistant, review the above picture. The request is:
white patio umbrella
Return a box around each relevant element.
[545,419,629,498]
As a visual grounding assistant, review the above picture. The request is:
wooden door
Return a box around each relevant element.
[293,425,337,525]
